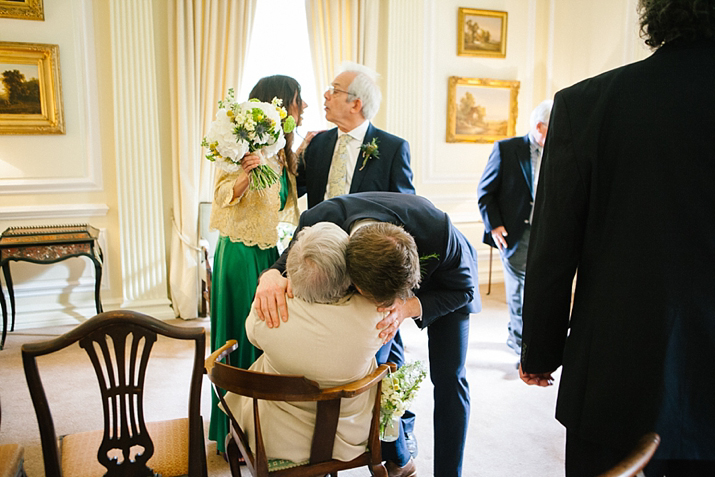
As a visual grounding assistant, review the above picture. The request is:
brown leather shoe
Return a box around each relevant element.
[386,457,417,477]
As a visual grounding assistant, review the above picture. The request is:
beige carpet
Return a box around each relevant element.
[0,283,565,476]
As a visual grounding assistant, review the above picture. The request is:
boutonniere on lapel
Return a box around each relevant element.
[419,253,439,278]
[359,138,380,171]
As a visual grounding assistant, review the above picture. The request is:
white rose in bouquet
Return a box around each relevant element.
[201,89,296,191]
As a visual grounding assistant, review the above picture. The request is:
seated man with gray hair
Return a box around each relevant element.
[223,222,386,464]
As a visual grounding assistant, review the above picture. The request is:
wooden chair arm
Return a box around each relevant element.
[319,363,396,399]
[205,340,238,374]
[598,432,660,477]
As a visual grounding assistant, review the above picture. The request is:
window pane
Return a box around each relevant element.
[240,0,326,142]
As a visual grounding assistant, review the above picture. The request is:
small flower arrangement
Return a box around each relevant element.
[359,137,380,171]
[276,222,296,254]
[380,361,427,441]
[201,88,296,191]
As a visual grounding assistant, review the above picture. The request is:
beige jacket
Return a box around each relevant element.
[223,293,386,463]
[208,152,299,248]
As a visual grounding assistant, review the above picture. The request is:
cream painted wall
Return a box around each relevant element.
[0,0,655,330]
[0,0,121,329]
[395,0,651,285]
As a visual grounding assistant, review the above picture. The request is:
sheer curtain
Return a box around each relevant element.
[168,0,257,318]
[305,0,380,94]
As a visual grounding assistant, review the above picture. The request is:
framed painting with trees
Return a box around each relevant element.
[458,8,507,58]
[446,76,519,143]
[0,42,64,134]
[0,0,44,21]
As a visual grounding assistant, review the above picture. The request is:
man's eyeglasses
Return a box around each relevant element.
[327,85,351,96]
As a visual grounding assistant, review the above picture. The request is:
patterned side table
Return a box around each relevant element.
[0,224,103,349]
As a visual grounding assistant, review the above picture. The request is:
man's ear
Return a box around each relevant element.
[351,98,363,115]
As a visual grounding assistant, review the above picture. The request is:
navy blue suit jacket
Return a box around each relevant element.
[296,124,415,208]
[272,192,481,327]
[477,134,534,258]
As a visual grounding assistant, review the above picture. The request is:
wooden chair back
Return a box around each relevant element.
[22,310,208,477]
[597,432,660,477]
[205,340,392,477]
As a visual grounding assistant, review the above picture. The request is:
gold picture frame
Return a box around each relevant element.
[458,8,507,58]
[0,0,44,21]
[0,42,64,135]
[446,76,519,143]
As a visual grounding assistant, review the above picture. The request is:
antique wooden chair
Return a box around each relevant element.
[598,432,660,477]
[22,310,208,477]
[0,397,27,477]
[205,339,392,477]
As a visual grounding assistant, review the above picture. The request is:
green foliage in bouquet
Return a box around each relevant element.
[380,361,427,436]
[201,88,297,191]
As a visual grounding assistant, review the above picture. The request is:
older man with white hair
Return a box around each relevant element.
[477,99,553,361]
[296,61,415,209]
[223,222,386,464]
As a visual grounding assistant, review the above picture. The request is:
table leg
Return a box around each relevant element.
[92,258,103,314]
[2,263,14,332]
[0,285,6,350]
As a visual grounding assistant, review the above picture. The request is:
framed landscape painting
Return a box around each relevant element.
[458,8,507,58]
[0,42,65,134]
[446,76,519,143]
[0,0,44,21]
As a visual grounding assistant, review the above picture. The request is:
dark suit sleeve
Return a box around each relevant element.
[416,224,477,328]
[296,148,307,198]
[268,204,326,275]
[521,92,588,373]
[477,142,505,233]
[389,139,415,194]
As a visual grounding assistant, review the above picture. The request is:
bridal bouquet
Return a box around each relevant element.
[380,361,427,442]
[201,88,296,191]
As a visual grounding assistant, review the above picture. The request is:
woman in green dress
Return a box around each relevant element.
[208,75,308,453]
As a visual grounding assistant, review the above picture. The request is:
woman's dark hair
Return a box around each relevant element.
[249,75,303,176]
[639,0,715,48]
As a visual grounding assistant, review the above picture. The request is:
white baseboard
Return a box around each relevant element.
[2,293,175,333]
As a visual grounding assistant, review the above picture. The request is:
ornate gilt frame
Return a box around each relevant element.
[0,42,64,135]
[0,0,44,21]
[458,8,508,58]
[446,76,519,144]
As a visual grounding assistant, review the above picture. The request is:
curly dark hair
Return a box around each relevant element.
[639,0,715,48]
[249,75,303,176]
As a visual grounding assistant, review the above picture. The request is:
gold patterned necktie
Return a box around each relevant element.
[326,134,352,199]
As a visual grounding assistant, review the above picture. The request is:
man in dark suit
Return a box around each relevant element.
[477,100,551,359]
[519,1,715,476]
[296,62,415,208]
[254,192,481,477]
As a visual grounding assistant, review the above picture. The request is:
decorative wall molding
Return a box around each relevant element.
[386,0,424,179]
[109,0,171,313]
[0,0,103,195]
[0,203,109,221]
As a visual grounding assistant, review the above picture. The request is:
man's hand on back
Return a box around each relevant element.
[253,269,293,328]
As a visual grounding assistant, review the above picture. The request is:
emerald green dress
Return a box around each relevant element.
[208,169,290,453]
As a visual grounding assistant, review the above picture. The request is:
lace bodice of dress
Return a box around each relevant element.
[209,153,299,249]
